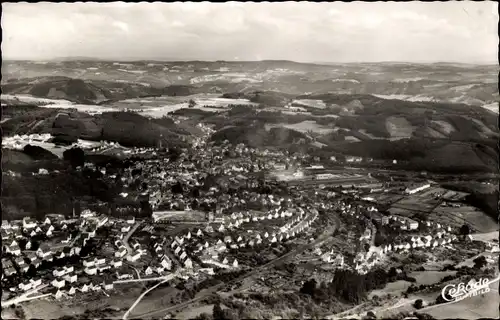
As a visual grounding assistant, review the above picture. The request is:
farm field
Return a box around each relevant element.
[175,304,215,319]
[265,120,335,134]
[292,99,327,109]
[425,285,499,319]
[152,210,207,222]
[429,206,498,232]
[368,280,413,298]
[128,286,179,317]
[385,116,415,139]
[408,271,457,286]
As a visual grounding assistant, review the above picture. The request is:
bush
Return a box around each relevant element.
[414,299,424,309]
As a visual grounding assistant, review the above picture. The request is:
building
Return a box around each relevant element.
[51,279,66,289]
[405,183,431,195]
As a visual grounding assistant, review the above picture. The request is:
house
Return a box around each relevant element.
[145,266,153,276]
[53,269,66,277]
[37,245,53,258]
[68,286,77,295]
[131,241,141,250]
[14,256,25,267]
[116,270,133,280]
[26,252,37,262]
[30,278,42,288]
[19,282,33,291]
[54,289,65,300]
[74,246,82,256]
[51,279,66,289]
[115,247,127,258]
[126,216,136,225]
[7,244,21,256]
[232,259,239,268]
[4,267,17,277]
[111,259,123,268]
[161,258,172,270]
[80,284,90,293]
[83,259,95,268]
[156,266,165,274]
[1,220,12,230]
[127,252,141,262]
[121,225,131,233]
[84,267,97,275]
[103,280,114,291]
[23,217,37,229]
[184,258,193,269]
[81,210,96,219]
[95,257,106,266]
[64,274,78,283]
[44,217,51,225]
[31,258,42,269]
[180,252,187,261]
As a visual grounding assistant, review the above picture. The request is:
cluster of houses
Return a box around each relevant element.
[161,203,319,272]
[2,210,153,301]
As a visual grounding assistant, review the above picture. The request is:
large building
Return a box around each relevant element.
[405,183,431,195]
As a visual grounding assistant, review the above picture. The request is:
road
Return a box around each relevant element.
[1,284,49,308]
[123,222,143,254]
[132,212,340,319]
[122,276,175,320]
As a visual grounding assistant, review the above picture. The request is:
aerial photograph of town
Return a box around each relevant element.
[1,2,498,320]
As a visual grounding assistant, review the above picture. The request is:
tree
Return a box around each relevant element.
[171,182,184,194]
[189,99,197,108]
[213,303,224,320]
[363,311,377,319]
[414,299,424,309]
[300,278,317,296]
[168,147,182,162]
[459,223,471,236]
[193,313,212,320]
[63,147,85,169]
[473,256,487,269]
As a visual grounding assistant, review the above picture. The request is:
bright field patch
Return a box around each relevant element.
[430,206,498,232]
[385,116,415,139]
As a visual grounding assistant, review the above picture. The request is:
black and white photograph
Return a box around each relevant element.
[1,2,499,319]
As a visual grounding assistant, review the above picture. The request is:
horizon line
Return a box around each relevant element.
[2,57,497,65]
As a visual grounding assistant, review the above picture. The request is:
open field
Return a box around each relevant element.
[389,197,439,214]
[152,210,207,222]
[368,280,413,298]
[265,120,334,135]
[408,271,457,286]
[385,116,415,139]
[175,304,215,319]
[429,206,498,232]
[292,99,327,109]
[128,286,180,317]
[425,286,499,319]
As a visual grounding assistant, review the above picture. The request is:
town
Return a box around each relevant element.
[2,127,498,319]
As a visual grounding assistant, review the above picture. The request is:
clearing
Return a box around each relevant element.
[385,116,415,139]
[265,121,334,135]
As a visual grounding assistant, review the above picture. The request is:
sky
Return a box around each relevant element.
[2,1,498,63]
